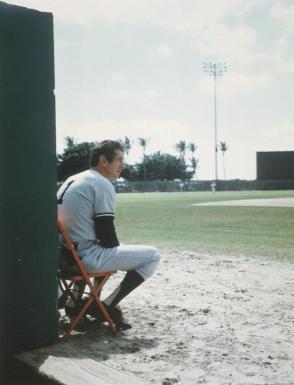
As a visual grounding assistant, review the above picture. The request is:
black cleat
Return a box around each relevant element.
[86,301,132,329]
[115,318,132,330]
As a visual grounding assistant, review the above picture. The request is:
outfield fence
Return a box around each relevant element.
[113,179,294,193]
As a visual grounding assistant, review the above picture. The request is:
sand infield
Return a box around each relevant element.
[193,197,294,208]
[55,249,294,385]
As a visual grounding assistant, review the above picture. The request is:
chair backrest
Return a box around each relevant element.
[57,220,91,280]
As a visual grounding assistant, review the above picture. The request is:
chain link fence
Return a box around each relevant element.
[113,179,294,193]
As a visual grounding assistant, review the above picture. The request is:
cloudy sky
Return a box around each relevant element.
[8,0,294,179]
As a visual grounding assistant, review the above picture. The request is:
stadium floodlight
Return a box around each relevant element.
[203,61,227,182]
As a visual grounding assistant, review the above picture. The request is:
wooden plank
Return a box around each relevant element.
[15,343,148,385]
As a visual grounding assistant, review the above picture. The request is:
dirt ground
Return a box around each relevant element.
[59,249,294,385]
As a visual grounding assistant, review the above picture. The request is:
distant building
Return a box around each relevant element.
[257,151,294,180]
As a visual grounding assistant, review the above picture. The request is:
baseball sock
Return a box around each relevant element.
[104,270,144,308]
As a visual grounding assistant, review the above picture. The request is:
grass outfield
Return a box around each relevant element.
[115,190,294,260]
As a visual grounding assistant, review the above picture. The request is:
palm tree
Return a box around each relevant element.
[188,142,196,154]
[219,141,229,180]
[119,136,133,163]
[64,136,76,148]
[188,143,198,179]
[175,140,187,160]
[138,137,150,181]
[190,157,198,179]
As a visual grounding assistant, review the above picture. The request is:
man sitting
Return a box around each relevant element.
[57,140,160,329]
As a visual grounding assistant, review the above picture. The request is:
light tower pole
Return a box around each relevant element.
[203,62,227,182]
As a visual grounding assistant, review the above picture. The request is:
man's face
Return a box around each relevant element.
[103,150,125,180]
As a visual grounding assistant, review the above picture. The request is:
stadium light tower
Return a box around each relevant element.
[203,61,227,182]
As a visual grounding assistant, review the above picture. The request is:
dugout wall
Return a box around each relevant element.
[0,2,58,355]
[257,151,294,180]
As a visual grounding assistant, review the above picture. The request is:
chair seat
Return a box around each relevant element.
[60,269,117,282]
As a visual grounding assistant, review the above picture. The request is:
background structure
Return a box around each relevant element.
[0,1,58,355]
[257,151,294,180]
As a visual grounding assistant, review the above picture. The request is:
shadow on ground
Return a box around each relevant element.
[1,357,61,385]
[1,314,157,385]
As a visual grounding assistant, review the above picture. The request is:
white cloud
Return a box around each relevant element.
[111,72,127,85]
[149,44,172,57]
[256,121,294,151]
[280,59,294,74]
[274,37,287,49]
[270,2,294,32]
[242,37,294,74]
[192,24,257,65]
[107,85,158,103]
[224,71,272,93]
[199,70,272,95]
[190,17,291,70]
[8,0,264,30]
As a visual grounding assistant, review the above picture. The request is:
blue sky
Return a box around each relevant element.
[8,0,294,179]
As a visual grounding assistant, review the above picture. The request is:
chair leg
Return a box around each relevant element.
[91,275,117,333]
[61,274,117,341]
[62,297,94,341]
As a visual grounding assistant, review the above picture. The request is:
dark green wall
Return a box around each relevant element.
[0,2,58,355]
[257,151,294,180]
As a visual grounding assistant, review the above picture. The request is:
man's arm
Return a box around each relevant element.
[94,213,119,248]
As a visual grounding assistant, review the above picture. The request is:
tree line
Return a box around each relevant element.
[57,136,228,182]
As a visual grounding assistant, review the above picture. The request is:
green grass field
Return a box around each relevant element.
[115,190,294,260]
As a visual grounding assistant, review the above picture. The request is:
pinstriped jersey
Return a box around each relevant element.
[57,169,116,244]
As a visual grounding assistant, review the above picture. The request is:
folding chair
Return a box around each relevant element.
[57,220,117,341]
